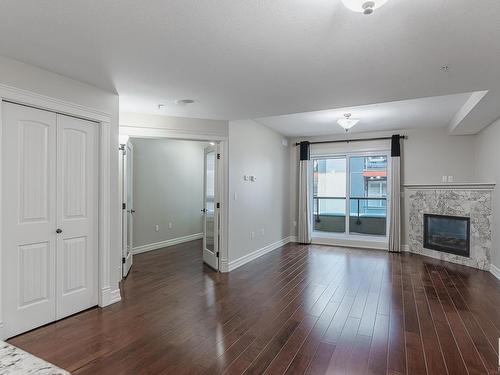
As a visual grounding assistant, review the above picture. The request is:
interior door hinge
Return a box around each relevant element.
[216,202,220,208]
[216,252,220,258]
[122,203,126,210]
[217,153,220,160]
[122,257,126,264]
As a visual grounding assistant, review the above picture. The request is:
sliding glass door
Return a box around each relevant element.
[313,157,347,233]
[312,152,389,238]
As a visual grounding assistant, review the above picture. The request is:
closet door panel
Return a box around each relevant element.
[2,103,57,338]
[56,114,98,319]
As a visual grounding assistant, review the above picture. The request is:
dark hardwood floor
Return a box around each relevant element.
[8,240,500,374]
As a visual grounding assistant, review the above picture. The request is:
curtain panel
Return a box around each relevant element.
[388,134,401,252]
[298,142,312,244]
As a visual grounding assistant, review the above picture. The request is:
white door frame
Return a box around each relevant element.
[119,126,229,272]
[0,83,117,339]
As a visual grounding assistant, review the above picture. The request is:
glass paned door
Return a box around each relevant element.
[349,155,388,236]
[313,157,347,233]
[202,145,218,270]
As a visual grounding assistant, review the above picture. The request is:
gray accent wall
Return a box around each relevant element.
[228,120,291,262]
[131,138,208,248]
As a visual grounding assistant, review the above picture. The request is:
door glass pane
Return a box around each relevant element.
[313,157,347,233]
[126,147,133,254]
[349,155,387,236]
[205,151,216,252]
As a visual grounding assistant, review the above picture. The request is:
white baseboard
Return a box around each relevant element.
[490,263,500,280]
[228,236,294,272]
[401,244,410,252]
[132,233,203,255]
[100,286,121,307]
[109,288,122,304]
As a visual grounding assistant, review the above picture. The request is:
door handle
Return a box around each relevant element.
[130,209,136,213]
[56,228,63,234]
[201,208,207,213]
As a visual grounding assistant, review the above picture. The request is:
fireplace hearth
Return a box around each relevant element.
[423,214,470,257]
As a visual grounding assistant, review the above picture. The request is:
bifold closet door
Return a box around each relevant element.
[2,103,58,338]
[2,103,98,338]
[55,114,98,319]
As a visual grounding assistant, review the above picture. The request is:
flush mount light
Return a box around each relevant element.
[174,99,195,106]
[337,113,359,131]
[341,0,388,14]
[158,104,165,110]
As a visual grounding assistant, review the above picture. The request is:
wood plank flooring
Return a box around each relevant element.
[8,240,500,374]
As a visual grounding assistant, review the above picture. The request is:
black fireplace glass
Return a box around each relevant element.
[423,214,470,257]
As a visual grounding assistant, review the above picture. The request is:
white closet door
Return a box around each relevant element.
[55,114,98,319]
[2,103,57,338]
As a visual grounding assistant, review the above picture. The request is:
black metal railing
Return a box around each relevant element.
[313,196,387,223]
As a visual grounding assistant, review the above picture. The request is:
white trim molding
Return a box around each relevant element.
[120,125,227,141]
[400,244,410,252]
[490,263,500,281]
[100,287,122,307]
[132,233,203,255]
[227,236,294,272]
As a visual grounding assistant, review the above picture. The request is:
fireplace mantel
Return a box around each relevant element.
[404,182,495,190]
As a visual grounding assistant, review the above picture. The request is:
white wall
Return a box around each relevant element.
[131,138,206,248]
[228,120,291,263]
[289,127,477,246]
[474,118,500,270]
[0,56,121,312]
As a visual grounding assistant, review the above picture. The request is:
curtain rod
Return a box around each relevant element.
[294,135,407,146]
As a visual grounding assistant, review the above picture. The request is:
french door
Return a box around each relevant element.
[120,141,134,277]
[2,102,98,338]
[312,152,390,239]
[202,145,219,270]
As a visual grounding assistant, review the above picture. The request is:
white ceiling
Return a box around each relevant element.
[256,92,475,137]
[0,1,499,134]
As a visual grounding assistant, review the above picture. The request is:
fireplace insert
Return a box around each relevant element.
[423,214,470,257]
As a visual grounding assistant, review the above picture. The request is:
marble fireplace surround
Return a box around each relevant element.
[406,183,494,270]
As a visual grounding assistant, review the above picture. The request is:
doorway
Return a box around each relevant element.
[119,136,225,274]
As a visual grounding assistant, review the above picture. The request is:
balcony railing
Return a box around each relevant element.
[313,196,387,236]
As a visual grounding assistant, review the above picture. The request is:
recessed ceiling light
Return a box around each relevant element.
[341,0,388,14]
[337,113,359,131]
[174,99,195,106]
[441,65,451,72]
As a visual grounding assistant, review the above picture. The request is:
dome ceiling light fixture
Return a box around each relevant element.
[341,0,388,15]
[337,113,359,132]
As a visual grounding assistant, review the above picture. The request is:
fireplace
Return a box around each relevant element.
[423,214,470,257]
